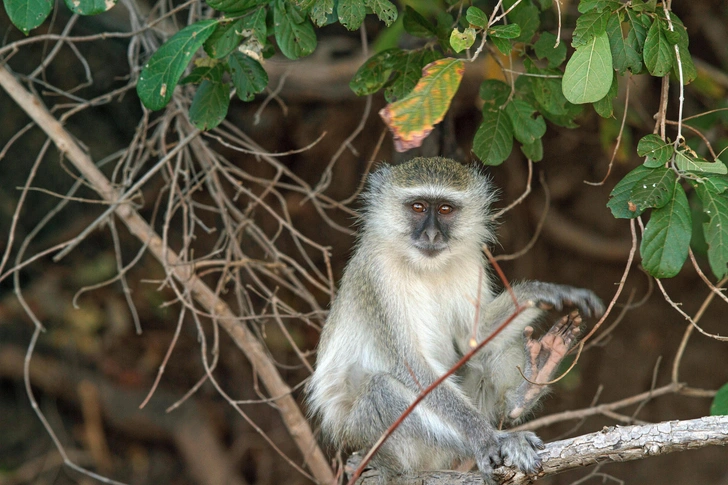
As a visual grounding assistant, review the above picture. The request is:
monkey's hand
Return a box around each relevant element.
[515,281,604,318]
[475,430,543,485]
[509,310,582,419]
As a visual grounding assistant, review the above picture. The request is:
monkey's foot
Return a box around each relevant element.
[509,311,582,419]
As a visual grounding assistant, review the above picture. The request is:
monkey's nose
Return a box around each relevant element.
[425,227,440,243]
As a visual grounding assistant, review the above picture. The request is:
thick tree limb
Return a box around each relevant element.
[0,64,335,485]
[355,415,728,484]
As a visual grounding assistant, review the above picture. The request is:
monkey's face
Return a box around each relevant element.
[406,197,459,258]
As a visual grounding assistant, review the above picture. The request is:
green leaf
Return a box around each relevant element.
[695,181,728,279]
[228,52,268,101]
[181,63,225,84]
[641,180,692,278]
[64,0,116,15]
[533,32,567,68]
[349,48,403,96]
[450,27,476,53]
[204,19,244,59]
[637,134,674,167]
[520,137,543,161]
[274,1,317,59]
[137,20,218,111]
[479,79,511,107]
[607,11,643,74]
[578,0,619,13]
[403,6,435,38]
[488,24,521,39]
[626,9,650,53]
[338,0,366,30]
[466,6,488,29]
[592,71,618,118]
[309,0,334,26]
[4,0,53,34]
[562,31,613,104]
[572,9,610,47]
[366,0,397,26]
[189,80,230,130]
[206,0,258,14]
[473,107,514,166]
[505,0,539,42]
[711,383,728,416]
[666,13,696,84]
[607,165,653,218]
[643,18,672,77]
[675,150,728,175]
[385,50,441,102]
[505,99,546,145]
[630,0,657,12]
[628,166,676,213]
[379,58,465,152]
[489,36,512,55]
[242,7,268,44]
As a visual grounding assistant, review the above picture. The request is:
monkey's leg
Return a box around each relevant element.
[346,372,542,484]
[344,373,469,477]
[508,311,583,419]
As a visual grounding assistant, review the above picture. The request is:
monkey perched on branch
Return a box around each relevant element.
[307,157,604,484]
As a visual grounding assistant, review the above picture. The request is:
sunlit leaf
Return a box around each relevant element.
[64,0,116,15]
[379,58,465,152]
[137,20,218,111]
[450,27,476,53]
[562,31,613,104]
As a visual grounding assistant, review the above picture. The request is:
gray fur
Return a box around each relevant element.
[307,158,603,484]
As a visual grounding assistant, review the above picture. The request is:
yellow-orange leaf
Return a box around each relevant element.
[379,58,465,152]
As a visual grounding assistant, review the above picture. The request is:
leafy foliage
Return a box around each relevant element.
[6,0,720,280]
[711,383,728,416]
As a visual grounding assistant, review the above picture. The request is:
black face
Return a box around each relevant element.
[406,198,458,257]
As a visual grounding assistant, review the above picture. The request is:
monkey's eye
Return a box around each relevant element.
[438,204,454,215]
[412,202,426,213]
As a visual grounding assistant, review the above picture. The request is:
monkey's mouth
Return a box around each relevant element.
[414,243,447,258]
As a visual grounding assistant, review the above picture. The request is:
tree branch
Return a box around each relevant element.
[355,416,728,484]
[0,63,334,485]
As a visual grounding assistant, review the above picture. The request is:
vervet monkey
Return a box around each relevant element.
[307,157,604,484]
